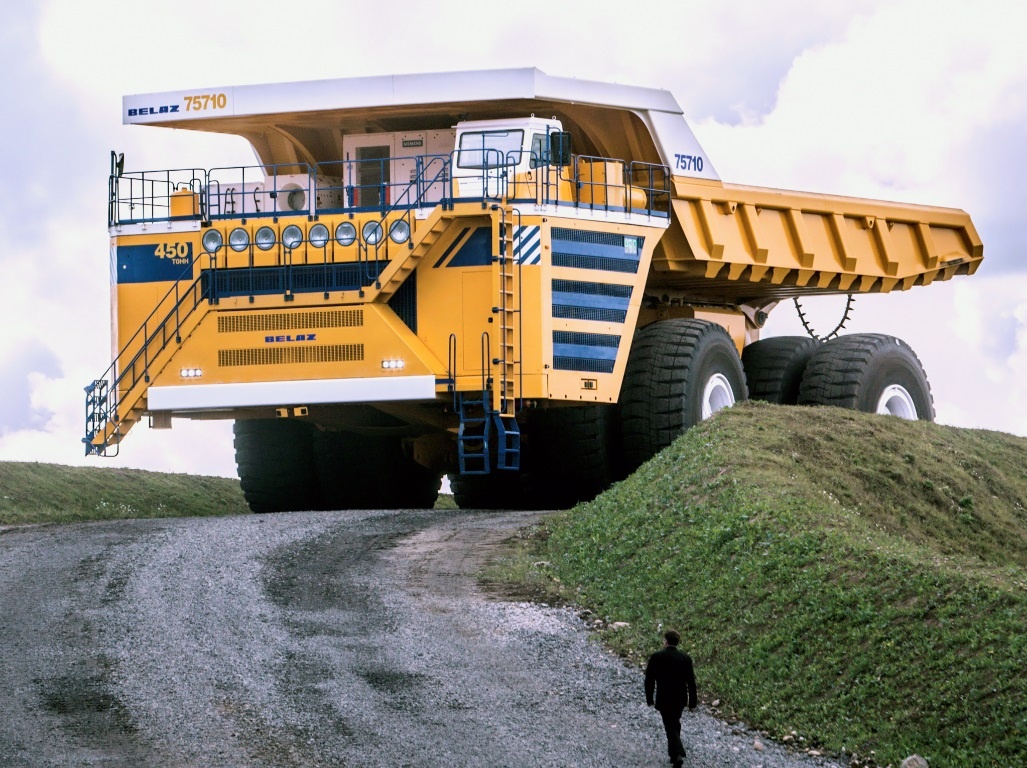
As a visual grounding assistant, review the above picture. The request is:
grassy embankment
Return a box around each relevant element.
[0,461,459,525]
[0,462,250,525]
[490,402,1027,768]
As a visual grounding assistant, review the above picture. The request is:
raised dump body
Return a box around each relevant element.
[658,179,979,300]
[86,69,982,511]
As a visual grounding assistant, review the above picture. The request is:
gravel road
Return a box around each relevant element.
[0,509,845,768]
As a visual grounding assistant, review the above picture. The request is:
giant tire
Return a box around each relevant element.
[314,431,442,510]
[233,419,325,513]
[797,334,934,420]
[519,405,615,510]
[742,336,818,405]
[618,319,748,475]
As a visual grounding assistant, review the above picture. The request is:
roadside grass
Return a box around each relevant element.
[0,462,249,525]
[488,402,1027,768]
[435,493,459,510]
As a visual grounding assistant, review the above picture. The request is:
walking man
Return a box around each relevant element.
[645,629,697,766]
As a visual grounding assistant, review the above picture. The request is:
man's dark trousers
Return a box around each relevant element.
[659,705,686,761]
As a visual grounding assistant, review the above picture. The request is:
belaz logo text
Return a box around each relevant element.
[265,334,316,343]
[128,105,181,117]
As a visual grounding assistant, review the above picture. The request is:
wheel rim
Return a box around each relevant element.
[701,373,736,420]
[877,384,918,420]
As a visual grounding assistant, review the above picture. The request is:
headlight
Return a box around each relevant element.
[255,226,276,251]
[309,223,330,248]
[389,219,410,244]
[229,227,249,252]
[362,221,384,245]
[282,225,303,250]
[201,229,223,254]
[335,221,357,246]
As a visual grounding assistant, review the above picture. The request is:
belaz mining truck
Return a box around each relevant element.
[86,69,982,511]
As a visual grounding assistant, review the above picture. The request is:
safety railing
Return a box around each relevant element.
[313,153,454,214]
[109,168,206,225]
[205,163,316,219]
[108,149,670,227]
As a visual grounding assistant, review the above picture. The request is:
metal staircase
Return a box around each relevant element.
[456,390,491,474]
[369,206,454,303]
[84,268,211,455]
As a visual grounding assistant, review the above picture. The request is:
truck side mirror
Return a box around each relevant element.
[549,132,572,166]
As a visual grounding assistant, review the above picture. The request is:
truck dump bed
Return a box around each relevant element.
[655,178,981,303]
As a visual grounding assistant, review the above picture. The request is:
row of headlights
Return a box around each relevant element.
[201,219,411,254]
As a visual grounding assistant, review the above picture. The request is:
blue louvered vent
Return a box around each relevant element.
[553,330,620,374]
[551,229,626,246]
[552,279,632,324]
[551,228,644,274]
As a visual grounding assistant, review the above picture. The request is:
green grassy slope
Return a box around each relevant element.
[500,402,1027,767]
[0,462,249,525]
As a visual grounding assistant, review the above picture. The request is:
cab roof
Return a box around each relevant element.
[122,68,719,181]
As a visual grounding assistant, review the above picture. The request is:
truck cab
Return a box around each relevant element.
[452,116,567,198]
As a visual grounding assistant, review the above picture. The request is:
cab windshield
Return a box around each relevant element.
[457,130,525,169]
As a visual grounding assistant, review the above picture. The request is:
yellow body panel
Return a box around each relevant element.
[147,303,443,397]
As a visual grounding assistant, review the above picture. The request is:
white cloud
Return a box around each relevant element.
[696,0,1027,228]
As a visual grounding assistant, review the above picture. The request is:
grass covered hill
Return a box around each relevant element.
[504,402,1027,768]
[0,462,249,525]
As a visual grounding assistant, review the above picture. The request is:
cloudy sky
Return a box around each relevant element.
[1,0,1024,478]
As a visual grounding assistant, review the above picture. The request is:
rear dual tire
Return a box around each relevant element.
[742,336,818,405]
[797,333,934,420]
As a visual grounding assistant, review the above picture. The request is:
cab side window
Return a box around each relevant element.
[529,133,547,169]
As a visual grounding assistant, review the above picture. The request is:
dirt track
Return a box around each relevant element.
[0,509,843,767]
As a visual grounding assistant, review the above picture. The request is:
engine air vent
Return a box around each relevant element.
[218,344,364,367]
[217,309,364,334]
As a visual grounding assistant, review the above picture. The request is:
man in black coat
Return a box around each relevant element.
[645,629,697,767]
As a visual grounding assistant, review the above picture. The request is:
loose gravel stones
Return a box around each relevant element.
[0,510,845,768]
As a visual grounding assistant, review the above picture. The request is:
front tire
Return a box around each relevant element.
[797,334,934,420]
[618,319,747,475]
[233,419,325,513]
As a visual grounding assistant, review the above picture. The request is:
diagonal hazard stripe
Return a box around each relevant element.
[514,226,542,265]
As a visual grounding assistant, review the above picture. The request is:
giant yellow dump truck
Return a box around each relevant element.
[86,69,982,511]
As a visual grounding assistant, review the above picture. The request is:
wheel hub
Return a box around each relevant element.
[701,373,735,420]
[877,384,918,420]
